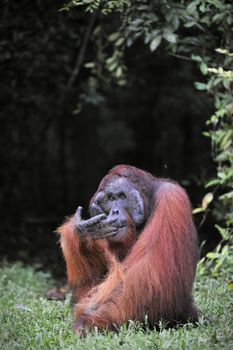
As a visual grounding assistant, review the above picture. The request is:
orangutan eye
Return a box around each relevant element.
[119,192,126,199]
[108,194,115,201]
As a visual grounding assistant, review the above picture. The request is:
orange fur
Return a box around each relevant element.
[58,165,198,332]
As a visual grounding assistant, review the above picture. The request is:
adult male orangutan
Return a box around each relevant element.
[58,165,198,333]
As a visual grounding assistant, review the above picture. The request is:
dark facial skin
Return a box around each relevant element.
[74,178,145,241]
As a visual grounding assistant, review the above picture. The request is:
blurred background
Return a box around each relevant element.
[2,0,231,278]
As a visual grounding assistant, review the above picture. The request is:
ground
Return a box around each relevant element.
[0,262,232,350]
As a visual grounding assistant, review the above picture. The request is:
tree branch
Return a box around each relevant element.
[66,13,97,92]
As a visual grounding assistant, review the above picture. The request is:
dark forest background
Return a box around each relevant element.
[1,0,227,277]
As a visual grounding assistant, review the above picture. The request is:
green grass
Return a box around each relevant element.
[0,262,232,350]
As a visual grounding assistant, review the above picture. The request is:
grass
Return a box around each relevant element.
[0,262,232,350]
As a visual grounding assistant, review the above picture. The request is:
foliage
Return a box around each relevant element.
[65,0,233,275]
[198,238,233,278]
[0,262,233,350]
[184,2,233,277]
[62,0,190,86]
[62,0,127,13]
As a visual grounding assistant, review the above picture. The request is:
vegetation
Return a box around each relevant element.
[0,262,232,350]
[63,0,233,279]
[184,0,233,277]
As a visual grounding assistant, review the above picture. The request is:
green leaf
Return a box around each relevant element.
[200,62,208,75]
[84,62,95,68]
[219,191,233,200]
[205,178,220,187]
[151,29,162,37]
[199,3,206,12]
[149,35,162,51]
[118,79,127,86]
[223,79,230,89]
[202,192,214,210]
[108,32,120,42]
[184,21,197,28]
[227,281,233,289]
[107,62,118,72]
[206,252,217,259]
[220,130,233,149]
[192,207,204,214]
[215,225,231,240]
[194,82,207,90]
[191,54,202,62]
[163,32,177,43]
[213,77,222,87]
[202,131,210,137]
[115,66,123,78]
[187,0,200,14]
[115,37,124,47]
